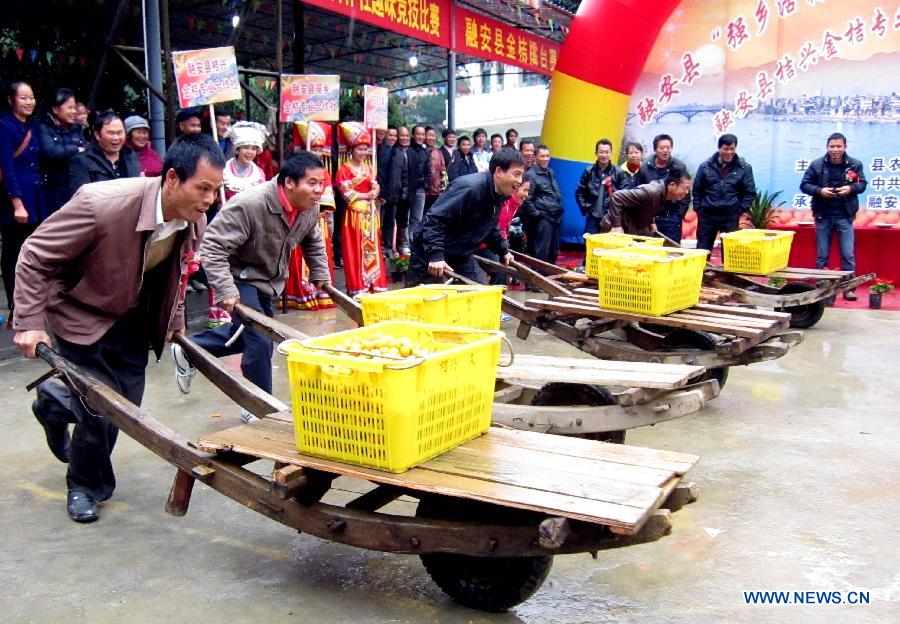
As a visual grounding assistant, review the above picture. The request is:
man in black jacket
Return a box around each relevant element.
[440,128,456,168]
[576,138,628,235]
[634,133,690,243]
[521,144,564,263]
[383,126,430,254]
[692,133,756,251]
[407,148,525,284]
[800,132,867,300]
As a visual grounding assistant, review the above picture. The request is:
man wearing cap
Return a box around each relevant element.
[124,115,163,177]
[176,108,202,136]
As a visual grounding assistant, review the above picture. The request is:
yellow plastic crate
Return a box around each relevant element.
[583,233,665,278]
[358,284,504,330]
[282,321,502,473]
[720,229,794,275]
[598,245,709,316]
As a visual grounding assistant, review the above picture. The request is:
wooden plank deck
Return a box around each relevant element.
[198,422,699,536]
[497,354,704,389]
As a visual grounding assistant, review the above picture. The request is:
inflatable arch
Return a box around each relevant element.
[543,0,681,244]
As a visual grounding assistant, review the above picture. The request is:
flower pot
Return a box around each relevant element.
[391,271,405,284]
[869,293,882,309]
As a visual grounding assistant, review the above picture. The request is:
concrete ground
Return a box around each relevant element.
[0,303,898,624]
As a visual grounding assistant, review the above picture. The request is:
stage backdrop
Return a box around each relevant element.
[549,0,900,244]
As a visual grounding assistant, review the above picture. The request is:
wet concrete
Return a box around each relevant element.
[1,304,898,623]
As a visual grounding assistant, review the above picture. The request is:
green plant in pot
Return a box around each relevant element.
[868,278,894,309]
[744,190,784,229]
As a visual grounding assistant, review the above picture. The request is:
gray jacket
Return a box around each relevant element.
[200,179,329,302]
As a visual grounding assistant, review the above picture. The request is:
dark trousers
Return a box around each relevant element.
[475,248,507,285]
[526,217,560,264]
[382,201,398,253]
[696,214,740,251]
[424,194,438,216]
[393,197,413,249]
[191,282,275,394]
[1,223,37,309]
[654,211,683,244]
[41,305,150,501]
[584,215,603,235]
[815,215,855,272]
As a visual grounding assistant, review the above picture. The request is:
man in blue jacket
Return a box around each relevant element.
[800,132,867,300]
[692,133,756,251]
[406,148,525,284]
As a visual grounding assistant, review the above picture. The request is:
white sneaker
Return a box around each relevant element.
[171,344,196,395]
[240,409,260,424]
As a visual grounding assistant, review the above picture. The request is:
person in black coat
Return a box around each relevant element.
[448,135,477,181]
[634,133,690,243]
[67,111,140,201]
[406,148,526,285]
[575,138,629,235]
[800,132,867,299]
[520,145,565,263]
[692,133,756,252]
[36,88,87,215]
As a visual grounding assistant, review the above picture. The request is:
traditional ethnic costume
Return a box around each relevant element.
[283,121,336,310]
[336,122,387,296]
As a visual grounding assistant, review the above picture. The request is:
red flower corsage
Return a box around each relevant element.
[845,169,859,184]
[178,252,206,300]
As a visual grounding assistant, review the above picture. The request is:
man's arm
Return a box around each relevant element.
[691,164,706,214]
[197,203,251,304]
[13,191,98,352]
[799,161,821,197]
[739,163,757,213]
[420,181,471,262]
[608,186,649,229]
[574,167,593,215]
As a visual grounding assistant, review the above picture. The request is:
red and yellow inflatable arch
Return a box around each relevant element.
[544,0,681,243]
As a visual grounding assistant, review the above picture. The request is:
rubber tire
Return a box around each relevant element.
[530,382,625,444]
[661,329,729,389]
[417,496,553,613]
[777,282,826,329]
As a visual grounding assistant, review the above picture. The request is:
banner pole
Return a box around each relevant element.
[209,103,228,206]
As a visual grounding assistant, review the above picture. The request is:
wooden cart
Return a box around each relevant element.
[467,252,801,390]
[34,342,702,613]
[703,265,875,328]
[284,290,722,444]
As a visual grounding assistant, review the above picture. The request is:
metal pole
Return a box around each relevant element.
[159,0,176,145]
[275,0,284,162]
[144,0,166,155]
[447,1,456,129]
[293,0,305,73]
[447,51,456,129]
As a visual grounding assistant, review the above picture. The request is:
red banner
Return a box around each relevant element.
[453,7,559,77]
[299,0,451,48]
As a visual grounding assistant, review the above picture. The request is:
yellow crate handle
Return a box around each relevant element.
[498,335,515,367]
[277,338,426,370]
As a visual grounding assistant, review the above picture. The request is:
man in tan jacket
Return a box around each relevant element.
[171,151,330,422]
[602,166,693,236]
[13,134,225,523]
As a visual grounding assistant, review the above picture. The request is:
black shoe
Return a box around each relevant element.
[67,490,99,523]
[843,290,858,301]
[32,383,71,463]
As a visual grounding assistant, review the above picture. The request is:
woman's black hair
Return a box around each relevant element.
[4,80,32,110]
[52,87,76,108]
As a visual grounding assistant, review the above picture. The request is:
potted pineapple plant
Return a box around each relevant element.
[744,190,783,229]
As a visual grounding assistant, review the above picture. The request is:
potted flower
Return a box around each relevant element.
[388,254,409,284]
[868,278,894,309]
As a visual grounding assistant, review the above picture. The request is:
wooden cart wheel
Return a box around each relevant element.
[416,496,553,613]
[530,382,625,444]
[661,329,729,389]
[777,282,826,329]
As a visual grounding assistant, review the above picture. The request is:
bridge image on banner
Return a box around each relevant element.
[544,0,900,244]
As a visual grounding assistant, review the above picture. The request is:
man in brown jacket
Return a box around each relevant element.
[13,134,225,523]
[171,151,330,422]
[602,166,693,236]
